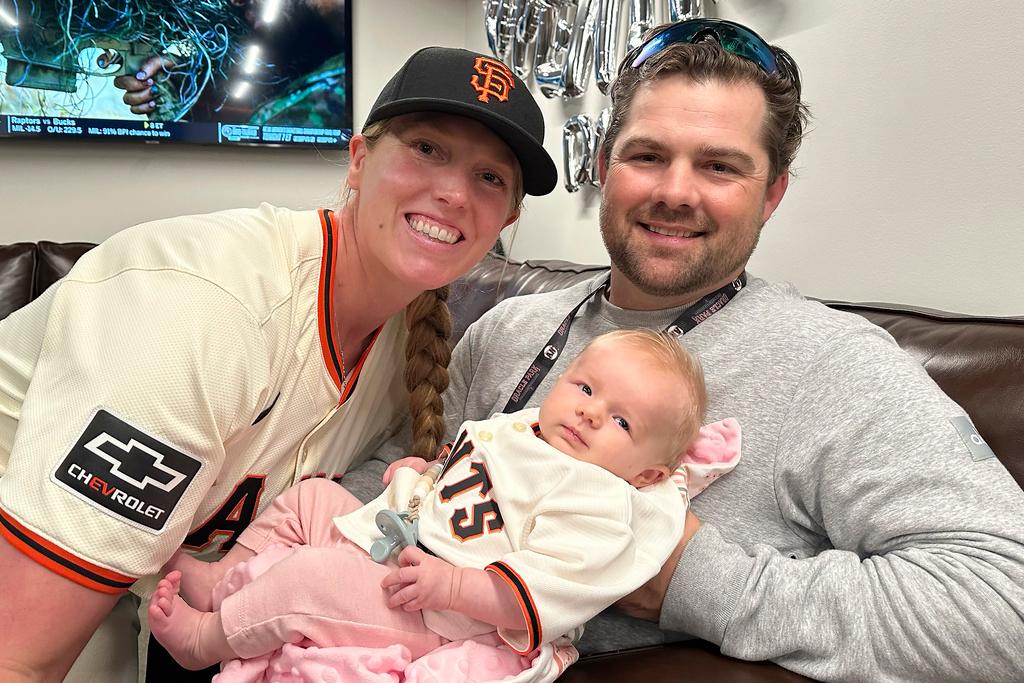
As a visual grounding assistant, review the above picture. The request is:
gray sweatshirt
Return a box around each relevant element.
[346,274,1024,682]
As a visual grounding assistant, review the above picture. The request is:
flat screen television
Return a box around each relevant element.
[0,0,352,148]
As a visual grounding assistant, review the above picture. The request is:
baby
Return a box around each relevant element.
[150,329,722,671]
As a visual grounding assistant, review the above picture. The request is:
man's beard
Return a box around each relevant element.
[599,201,763,299]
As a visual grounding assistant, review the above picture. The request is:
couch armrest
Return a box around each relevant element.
[35,241,95,298]
[0,243,37,321]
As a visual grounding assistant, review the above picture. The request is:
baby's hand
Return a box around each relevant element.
[380,546,457,612]
[382,456,432,485]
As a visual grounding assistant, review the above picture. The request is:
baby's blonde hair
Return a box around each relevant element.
[580,329,707,467]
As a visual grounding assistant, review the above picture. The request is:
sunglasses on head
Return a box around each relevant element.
[621,18,780,76]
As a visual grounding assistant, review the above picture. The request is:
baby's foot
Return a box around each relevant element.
[149,571,232,670]
[161,551,221,611]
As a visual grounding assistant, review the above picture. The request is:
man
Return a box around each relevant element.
[348,18,1024,682]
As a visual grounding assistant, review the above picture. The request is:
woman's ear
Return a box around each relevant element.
[347,134,368,190]
[501,209,520,228]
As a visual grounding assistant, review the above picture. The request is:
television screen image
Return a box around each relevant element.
[0,0,352,147]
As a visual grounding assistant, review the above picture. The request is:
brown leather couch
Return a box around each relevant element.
[2,243,1022,682]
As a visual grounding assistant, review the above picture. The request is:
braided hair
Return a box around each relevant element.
[403,285,452,459]
[355,114,524,459]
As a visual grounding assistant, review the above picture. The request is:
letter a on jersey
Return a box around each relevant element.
[51,409,202,533]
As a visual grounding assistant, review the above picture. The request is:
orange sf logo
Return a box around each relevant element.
[471,57,515,103]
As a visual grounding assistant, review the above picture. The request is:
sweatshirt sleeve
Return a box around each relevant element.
[660,328,1024,681]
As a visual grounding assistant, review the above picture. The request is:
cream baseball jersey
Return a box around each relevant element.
[335,409,686,654]
[0,204,407,591]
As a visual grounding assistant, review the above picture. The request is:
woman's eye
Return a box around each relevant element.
[578,383,592,396]
[614,416,630,432]
[416,141,436,155]
[481,171,505,187]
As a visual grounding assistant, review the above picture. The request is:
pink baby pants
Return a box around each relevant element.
[219,478,445,660]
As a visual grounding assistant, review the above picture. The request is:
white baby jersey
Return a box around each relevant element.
[335,408,685,653]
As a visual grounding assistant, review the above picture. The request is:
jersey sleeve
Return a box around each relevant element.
[0,269,269,589]
[487,473,685,653]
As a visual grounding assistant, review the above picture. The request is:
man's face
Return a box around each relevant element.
[599,75,788,308]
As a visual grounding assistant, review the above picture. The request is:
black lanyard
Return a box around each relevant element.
[502,272,747,413]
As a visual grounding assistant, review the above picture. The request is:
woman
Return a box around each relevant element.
[0,46,556,682]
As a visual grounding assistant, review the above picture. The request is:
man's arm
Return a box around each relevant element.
[657,331,1024,681]
[615,509,701,622]
[0,536,120,682]
[340,419,413,503]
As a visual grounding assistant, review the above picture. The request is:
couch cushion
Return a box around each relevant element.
[34,241,96,297]
[0,243,37,321]
[450,256,605,344]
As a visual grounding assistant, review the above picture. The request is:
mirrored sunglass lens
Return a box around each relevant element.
[629,21,777,74]
[717,27,778,72]
[630,24,698,68]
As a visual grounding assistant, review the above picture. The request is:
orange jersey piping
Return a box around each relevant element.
[316,208,385,403]
[317,209,345,392]
[486,560,542,653]
[0,508,135,594]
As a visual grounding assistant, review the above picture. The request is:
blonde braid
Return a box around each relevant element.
[404,286,452,459]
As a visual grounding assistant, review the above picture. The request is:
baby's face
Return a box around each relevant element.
[537,340,680,487]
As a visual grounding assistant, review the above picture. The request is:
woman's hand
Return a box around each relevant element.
[380,546,458,612]
[382,456,432,485]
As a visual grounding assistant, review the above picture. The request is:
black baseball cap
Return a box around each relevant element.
[364,47,557,196]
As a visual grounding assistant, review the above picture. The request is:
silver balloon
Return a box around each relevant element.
[534,2,575,98]
[626,0,655,50]
[594,0,654,95]
[588,106,611,187]
[560,0,599,99]
[483,0,521,60]
[562,114,594,192]
[667,0,705,21]
[509,0,537,79]
[593,0,619,96]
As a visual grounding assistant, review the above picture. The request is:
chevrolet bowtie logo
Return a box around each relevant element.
[85,432,187,491]
[53,409,203,533]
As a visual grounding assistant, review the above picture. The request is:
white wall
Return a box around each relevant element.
[0,0,468,242]
[465,0,1024,316]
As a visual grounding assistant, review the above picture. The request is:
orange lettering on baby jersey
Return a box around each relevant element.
[438,432,475,479]
[450,499,505,541]
[440,461,505,541]
[439,461,493,501]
